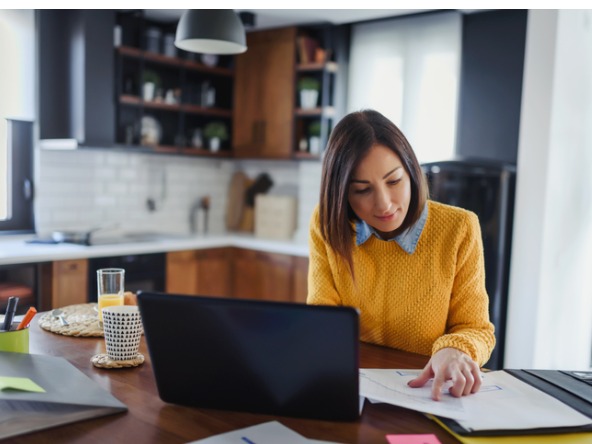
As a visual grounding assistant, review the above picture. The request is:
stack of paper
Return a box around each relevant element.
[360,369,592,435]
[187,421,342,444]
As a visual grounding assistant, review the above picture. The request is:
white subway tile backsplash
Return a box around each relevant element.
[36,149,322,243]
[94,195,118,206]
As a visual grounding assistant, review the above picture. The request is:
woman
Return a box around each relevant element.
[307,109,495,400]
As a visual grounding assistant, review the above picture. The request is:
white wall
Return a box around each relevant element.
[36,150,234,236]
[505,9,592,369]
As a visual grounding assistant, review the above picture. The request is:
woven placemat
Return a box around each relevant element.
[91,353,145,369]
[39,303,103,337]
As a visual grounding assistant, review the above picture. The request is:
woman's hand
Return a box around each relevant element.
[407,348,482,401]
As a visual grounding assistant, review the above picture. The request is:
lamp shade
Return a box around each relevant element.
[175,9,247,55]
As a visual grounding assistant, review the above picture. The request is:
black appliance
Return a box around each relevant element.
[422,159,516,370]
[0,263,38,314]
[87,253,166,302]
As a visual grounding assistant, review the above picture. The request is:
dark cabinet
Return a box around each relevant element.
[114,13,235,157]
[456,10,527,164]
[423,159,516,370]
[38,10,116,147]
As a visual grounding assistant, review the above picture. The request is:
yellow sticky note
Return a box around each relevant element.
[0,376,46,393]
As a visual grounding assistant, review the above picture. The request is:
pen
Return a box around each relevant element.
[17,306,37,330]
[2,296,19,331]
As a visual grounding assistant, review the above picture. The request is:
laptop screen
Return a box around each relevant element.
[137,291,360,421]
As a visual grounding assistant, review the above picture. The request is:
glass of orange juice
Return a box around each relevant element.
[97,268,125,328]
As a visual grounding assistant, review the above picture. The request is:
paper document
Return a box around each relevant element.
[360,369,469,419]
[186,420,342,443]
[0,376,45,393]
[0,352,127,440]
[360,369,592,432]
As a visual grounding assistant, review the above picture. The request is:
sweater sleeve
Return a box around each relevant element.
[306,206,343,306]
[432,211,496,366]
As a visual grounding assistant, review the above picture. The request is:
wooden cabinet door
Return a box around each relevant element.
[50,259,89,308]
[232,249,263,299]
[259,251,294,302]
[166,250,199,295]
[233,27,295,159]
[166,248,304,303]
[167,249,232,297]
[232,248,294,302]
[194,248,232,297]
[233,38,265,157]
[292,256,309,303]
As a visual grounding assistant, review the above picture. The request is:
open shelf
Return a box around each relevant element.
[115,24,234,155]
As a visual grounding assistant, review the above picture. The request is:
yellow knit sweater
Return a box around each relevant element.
[307,200,495,366]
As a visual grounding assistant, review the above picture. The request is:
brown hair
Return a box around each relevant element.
[319,109,428,276]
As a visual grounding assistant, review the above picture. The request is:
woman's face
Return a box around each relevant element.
[347,144,411,239]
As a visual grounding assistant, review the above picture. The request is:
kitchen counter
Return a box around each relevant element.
[0,233,309,266]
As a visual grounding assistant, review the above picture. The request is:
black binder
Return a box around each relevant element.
[438,369,592,436]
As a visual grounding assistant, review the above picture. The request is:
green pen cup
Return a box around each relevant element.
[0,323,29,353]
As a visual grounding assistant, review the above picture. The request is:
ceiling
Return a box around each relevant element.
[143,9,431,30]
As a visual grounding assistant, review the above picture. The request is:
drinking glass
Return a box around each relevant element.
[97,268,125,328]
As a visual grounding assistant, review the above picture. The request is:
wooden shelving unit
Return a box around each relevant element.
[114,20,234,157]
[293,28,339,160]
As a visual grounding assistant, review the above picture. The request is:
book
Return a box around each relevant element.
[297,36,319,64]
[0,352,127,440]
[430,415,592,444]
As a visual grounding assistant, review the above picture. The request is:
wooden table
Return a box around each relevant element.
[15,315,459,444]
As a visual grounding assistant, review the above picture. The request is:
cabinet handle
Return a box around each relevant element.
[258,121,263,145]
[252,121,259,145]
[23,178,34,200]
[259,121,266,145]
[252,121,266,146]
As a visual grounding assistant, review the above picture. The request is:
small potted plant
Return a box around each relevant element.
[203,121,228,152]
[308,120,322,155]
[297,77,320,109]
[142,70,161,102]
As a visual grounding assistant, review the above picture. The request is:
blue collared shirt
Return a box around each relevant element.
[355,203,428,254]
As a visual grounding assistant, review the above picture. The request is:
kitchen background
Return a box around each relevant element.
[1,9,591,372]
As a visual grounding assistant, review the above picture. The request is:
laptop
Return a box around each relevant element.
[137,291,360,421]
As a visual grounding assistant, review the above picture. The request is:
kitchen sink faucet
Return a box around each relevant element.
[189,196,210,234]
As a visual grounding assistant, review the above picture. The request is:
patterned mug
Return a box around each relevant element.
[102,306,143,361]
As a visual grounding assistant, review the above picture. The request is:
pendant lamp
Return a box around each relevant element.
[174,9,247,55]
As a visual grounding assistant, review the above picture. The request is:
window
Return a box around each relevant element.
[347,11,462,163]
[0,10,35,233]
